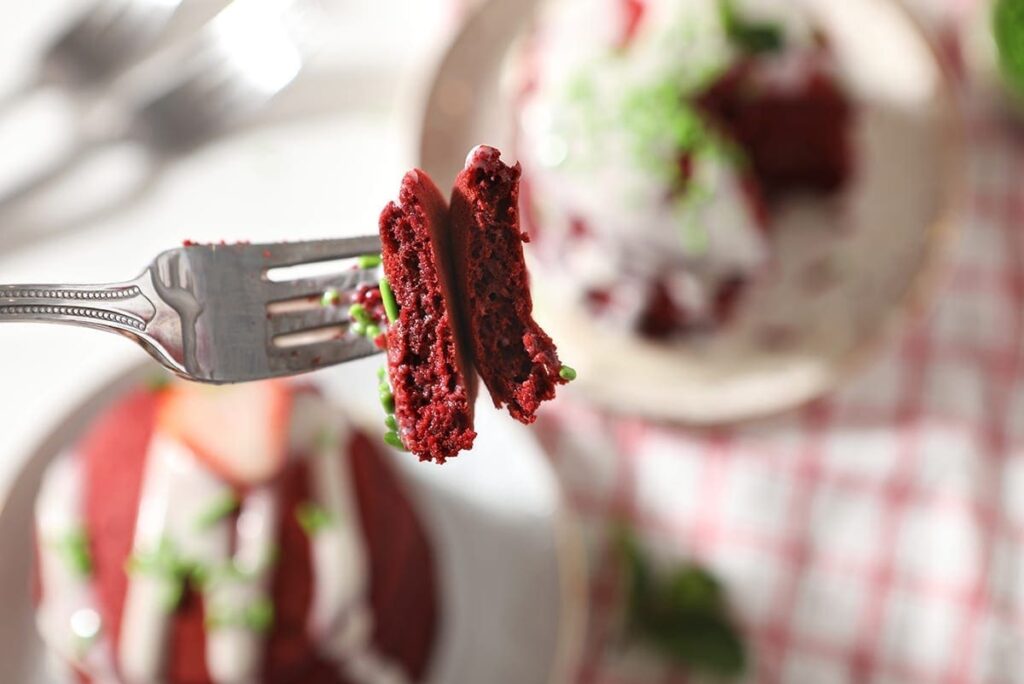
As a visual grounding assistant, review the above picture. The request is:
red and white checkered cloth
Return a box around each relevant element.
[529,2,1024,682]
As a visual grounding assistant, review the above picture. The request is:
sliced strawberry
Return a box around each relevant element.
[157,381,293,487]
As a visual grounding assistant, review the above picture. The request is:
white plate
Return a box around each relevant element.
[419,0,962,424]
[0,361,587,684]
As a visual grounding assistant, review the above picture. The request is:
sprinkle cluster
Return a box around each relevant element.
[320,255,408,451]
[321,254,390,350]
[127,535,280,632]
[295,501,335,535]
[378,366,406,451]
[55,528,93,578]
[194,494,240,530]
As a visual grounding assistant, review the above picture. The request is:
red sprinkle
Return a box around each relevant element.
[262,249,272,259]
[569,217,591,239]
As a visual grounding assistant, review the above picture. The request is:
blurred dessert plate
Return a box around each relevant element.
[0,362,586,684]
[420,0,962,423]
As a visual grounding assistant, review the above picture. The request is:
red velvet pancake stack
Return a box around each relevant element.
[379,146,570,464]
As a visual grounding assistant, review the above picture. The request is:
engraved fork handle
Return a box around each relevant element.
[0,282,150,329]
[0,273,189,376]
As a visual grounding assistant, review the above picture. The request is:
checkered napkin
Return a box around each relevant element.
[532,3,1024,683]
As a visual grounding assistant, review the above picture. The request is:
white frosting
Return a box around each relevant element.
[292,396,411,684]
[517,0,828,331]
[120,434,249,683]
[36,389,416,684]
[204,486,280,683]
[35,453,120,684]
[290,394,366,638]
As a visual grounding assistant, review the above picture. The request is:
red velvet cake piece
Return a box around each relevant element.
[696,56,853,203]
[449,146,567,424]
[380,170,478,463]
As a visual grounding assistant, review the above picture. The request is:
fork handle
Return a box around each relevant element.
[0,282,155,335]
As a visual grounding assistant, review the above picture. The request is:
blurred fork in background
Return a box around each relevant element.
[0,0,335,245]
[0,0,184,113]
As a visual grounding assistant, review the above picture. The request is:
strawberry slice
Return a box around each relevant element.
[157,381,293,487]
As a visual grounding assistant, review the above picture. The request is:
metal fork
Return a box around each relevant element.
[0,236,384,383]
[0,0,319,209]
[118,0,320,152]
[0,0,183,114]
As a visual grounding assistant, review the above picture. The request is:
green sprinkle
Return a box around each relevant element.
[348,304,371,325]
[161,580,186,611]
[377,366,387,381]
[295,502,334,535]
[127,539,180,577]
[196,551,280,590]
[380,389,395,414]
[358,254,382,269]
[379,277,399,323]
[56,529,93,578]
[995,0,1024,96]
[245,598,275,632]
[189,563,211,586]
[365,325,381,339]
[194,494,240,530]
[315,429,338,450]
[385,414,398,431]
[383,431,405,450]
[321,288,341,308]
[126,538,195,611]
[559,365,578,382]
[352,321,367,336]
[145,373,172,393]
[206,599,276,632]
[204,607,229,629]
[719,0,785,54]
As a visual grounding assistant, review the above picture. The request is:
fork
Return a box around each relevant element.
[0,236,384,383]
[0,0,319,210]
[119,0,321,152]
[0,0,183,115]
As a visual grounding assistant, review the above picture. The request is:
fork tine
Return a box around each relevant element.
[255,237,383,269]
[271,336,380,375]
[267,306,353,337]
[264,268,379,303]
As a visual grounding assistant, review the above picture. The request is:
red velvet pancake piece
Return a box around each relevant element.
[450,146,566,424]
[380,170,478,463]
